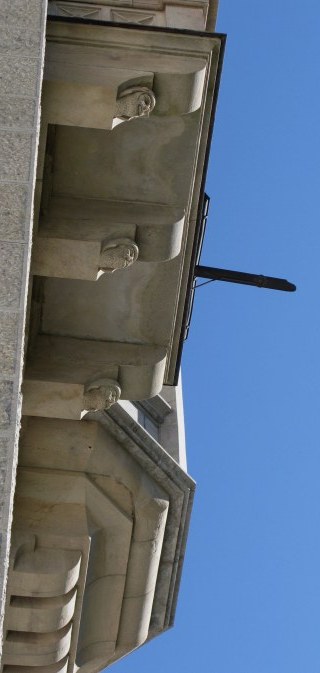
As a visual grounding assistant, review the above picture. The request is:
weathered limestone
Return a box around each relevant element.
[0,0,47,653]
[42,23,209,131]
[32,198,185,280]
[0,2,222,671]
[28,20,224,392]
[23,336,167,418]
[1,410,194,672]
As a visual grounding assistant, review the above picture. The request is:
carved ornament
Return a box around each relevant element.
[115,86,156,122]
[83,379,121,413]
[99,237,139,273]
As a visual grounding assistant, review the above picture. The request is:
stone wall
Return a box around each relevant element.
[0,0,47,652]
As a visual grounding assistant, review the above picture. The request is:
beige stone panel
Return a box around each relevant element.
[41,258,180,347]
[43,80,119,130]
[22,380,86,421]
[51,116,198,206]
[32,237,101,281]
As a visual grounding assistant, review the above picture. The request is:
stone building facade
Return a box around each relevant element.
[0,1,224,671]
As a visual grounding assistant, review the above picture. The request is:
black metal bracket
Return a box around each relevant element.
[195,265,296,292]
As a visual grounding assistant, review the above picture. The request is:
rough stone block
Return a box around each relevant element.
[0,437,9,507]
[0,242,25,309]
[0,184,28,241]
[0,97,37,130]
[0,132,33,181]
[0,381,14,431]
[0,0,43,56]
[0,469,6,524]
[0,313,20,378]
[0,56,39,98]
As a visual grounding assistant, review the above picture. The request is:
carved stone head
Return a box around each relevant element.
[116,86,156,121]
[83,379,121,413]
[99,238,139,273]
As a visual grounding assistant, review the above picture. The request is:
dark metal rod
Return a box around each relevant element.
[195,265,296,292]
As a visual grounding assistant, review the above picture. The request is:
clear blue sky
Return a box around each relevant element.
[111,1,320,671]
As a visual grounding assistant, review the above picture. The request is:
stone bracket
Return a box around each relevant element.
[43,21,208,130]
[32,196,185,280]
[23,335,167,419]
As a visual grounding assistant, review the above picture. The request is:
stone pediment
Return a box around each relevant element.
[1,408,194,672]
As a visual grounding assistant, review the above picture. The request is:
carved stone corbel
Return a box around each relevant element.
[82,379,121,415]
[113,86,156,127]
[99,238,139,274]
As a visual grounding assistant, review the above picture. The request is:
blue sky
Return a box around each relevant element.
[112,1,320,672]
